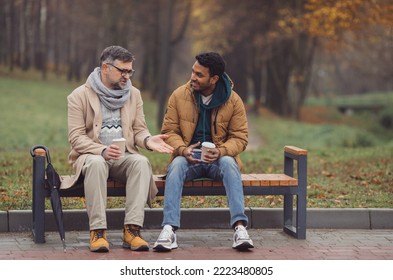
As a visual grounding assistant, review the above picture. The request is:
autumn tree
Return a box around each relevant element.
[1,0,391,122]
[191,0,315,117]
[304,0,393,96]
[191,0,393,118]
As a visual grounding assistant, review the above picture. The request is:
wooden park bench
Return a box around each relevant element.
[30,145,308,243]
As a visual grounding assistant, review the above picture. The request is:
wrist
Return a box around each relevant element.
[144,136,153,151]
[181,147,189,157]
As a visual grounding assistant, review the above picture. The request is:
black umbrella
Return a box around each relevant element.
[44,148,66,252]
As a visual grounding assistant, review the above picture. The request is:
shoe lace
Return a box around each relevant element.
[125,225,142,237]
[92,229,105,241]
[235,226,249,240]
[158,228,173,241]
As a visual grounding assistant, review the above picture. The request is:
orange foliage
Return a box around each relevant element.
[303,0,393,40]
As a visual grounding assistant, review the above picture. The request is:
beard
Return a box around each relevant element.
[111,78,128,90]
[191,80,215,96]
[191,80,208,91]
[112,83,122,90]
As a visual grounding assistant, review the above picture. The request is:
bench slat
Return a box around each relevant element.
[60,173,298,190]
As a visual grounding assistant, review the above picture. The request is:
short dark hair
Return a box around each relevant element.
[100,46,135,65]
[195,52,226,77]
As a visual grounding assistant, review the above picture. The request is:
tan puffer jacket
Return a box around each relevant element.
[161,81,248,169]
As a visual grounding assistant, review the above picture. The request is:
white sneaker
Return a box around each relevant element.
[153,225,178,252]
[232,225,254,250]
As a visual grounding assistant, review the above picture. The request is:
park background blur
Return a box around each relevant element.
[0,0,392,211]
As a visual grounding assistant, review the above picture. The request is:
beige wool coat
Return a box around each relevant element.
[61,80,158,204]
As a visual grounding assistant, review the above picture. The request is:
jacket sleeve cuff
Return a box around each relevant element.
[218,148,226,157]
[177,146,187,157]
[144,136,153,151]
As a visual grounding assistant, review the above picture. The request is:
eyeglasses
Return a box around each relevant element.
[107,63,135,77]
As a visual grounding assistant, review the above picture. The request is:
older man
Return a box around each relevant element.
[65,46,173,252]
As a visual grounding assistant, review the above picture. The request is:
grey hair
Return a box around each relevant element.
[99,46,135,65]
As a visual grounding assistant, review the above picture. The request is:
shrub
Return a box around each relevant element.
[342,130,378,148]
[379,106,393,129]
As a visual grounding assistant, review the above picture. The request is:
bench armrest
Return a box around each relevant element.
[284,146,308,156]
[283,146,307,179]
[283,146,308,239]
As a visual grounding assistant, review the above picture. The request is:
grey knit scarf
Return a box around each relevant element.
[88,67,131,110]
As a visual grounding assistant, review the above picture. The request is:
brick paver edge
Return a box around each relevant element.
[1,208,393,233]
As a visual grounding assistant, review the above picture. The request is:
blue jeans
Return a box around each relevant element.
[162,156,248,229]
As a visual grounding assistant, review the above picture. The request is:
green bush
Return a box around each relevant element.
[379,106,393,129]
[342,130,378,148]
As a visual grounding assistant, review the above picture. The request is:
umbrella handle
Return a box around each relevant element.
[30,145,52,163]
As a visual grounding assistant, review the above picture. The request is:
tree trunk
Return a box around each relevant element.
[141,7,160,95]
[52,0,60,76]
[156,0,174,130]
[265,42,292,116]
[41,0,48,79]
[225,43,248,102]
[33,0,43,70]
[6,0,17,71]
[250,45,264,115]
[292,35,316,119]
[156,0,191,130]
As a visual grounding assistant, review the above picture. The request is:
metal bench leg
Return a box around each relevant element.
[283,195,294,230]
[283,154,295,236]
[32,154,46,243]
[283,150,307,239]
[296,194,306,239]
[295,155,307,239]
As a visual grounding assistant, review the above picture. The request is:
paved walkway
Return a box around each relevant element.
[1,228,393,260]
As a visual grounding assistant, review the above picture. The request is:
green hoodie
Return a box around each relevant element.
[191,72,232,146]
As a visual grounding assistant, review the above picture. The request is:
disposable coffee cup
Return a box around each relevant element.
[192,148,202,160]
[201,141,216,161]
[112,138,126,157]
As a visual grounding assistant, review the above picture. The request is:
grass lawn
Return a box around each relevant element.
[0,74,392,211]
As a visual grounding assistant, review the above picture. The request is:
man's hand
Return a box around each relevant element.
[146,134,174,154]
[183,142,221,164]
[202,147,221,163]
[102,144,122,160]
[182,142,202,164]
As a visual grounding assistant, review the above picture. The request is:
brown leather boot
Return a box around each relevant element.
[89,229,109,252]
[123,224,149,251]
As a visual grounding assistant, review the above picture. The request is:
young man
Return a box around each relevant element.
[63,46,173,252]
[153,52,254,251]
